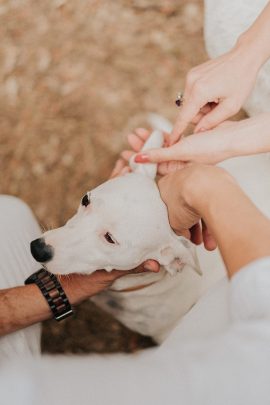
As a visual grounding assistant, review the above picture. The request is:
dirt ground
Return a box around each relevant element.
[0,0,208,353]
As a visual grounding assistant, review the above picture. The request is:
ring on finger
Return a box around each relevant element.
[175,92,184,107]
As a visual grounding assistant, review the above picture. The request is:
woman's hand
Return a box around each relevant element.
[122,123,234,175]
[158,164,270,278]
[172,0,270,143]
[121,127,186,176]
[133,114,270,171]
[158,167,217,251]
[133,121,235,171]
[171,41,262,143]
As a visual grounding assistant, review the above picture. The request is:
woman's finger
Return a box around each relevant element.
[191,111,205,126]
[194,99,238,133]
[171,93,206,144]
[134,140,186,164]
[110,158,126,178]
[190,104,213,125]
[190,222,203,245]
[157,160,187,176]
[127,133,145,152]
[121,150,134,162]
[202,220,217,251]
[134,128,151,140]
[120,166,131,175]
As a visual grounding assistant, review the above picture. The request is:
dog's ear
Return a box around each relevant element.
[157,234,202,276]
[129,130,164,179]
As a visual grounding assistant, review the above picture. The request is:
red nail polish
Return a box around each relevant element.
[134,154,150,163]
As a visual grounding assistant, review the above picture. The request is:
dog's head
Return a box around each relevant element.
[31,130,200,276]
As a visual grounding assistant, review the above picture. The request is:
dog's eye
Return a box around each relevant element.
[104,232,116,244]
[81,193,90,207]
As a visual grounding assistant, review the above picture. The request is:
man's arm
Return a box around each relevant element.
[0,271,120,336]
[0,269,146,336]
[159,165,270,278]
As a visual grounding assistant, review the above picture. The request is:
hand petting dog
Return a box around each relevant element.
[119,126,216,251]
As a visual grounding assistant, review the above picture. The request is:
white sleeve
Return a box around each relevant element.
[230,256,270,321]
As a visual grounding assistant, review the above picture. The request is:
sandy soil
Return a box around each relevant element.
[0,0,209,353]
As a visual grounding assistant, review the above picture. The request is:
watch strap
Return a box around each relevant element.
[25,269,74,321]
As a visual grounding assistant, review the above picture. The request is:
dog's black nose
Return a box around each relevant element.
[30,238,53,262]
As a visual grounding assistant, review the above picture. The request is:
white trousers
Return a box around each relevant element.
[0,195,42,360]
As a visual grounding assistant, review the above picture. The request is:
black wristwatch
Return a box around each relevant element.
[25,269,74,321]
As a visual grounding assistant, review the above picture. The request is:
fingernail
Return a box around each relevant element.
[198,127,206,133]
[134,154,150,163]
[143,265,152,272]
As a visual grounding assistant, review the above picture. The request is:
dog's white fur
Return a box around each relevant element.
[42,117,203,342]
[41,104,270,344]
[31,0,270,346]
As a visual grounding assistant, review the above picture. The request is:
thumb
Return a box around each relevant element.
[134,143,184,164]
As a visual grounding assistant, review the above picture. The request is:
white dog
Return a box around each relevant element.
[31,117,203,343]
[31,112,270,344]
[30,0,270,345]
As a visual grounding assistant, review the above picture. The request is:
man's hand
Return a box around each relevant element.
[62,261,160,306]
[0,261,160,337]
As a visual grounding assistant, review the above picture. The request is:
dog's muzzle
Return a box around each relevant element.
[31,238,54,262]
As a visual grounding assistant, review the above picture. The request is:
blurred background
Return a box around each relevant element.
[0,0,207,353]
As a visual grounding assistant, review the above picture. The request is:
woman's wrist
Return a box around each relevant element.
[232,35,263,74]
[182,113,270,166]
[182,165,234,218]
[228,114,270,158]
[237,7,270,68]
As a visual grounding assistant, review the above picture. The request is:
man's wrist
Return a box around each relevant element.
[59,274,91,306]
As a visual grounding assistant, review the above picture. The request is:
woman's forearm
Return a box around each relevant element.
[225,113,270,159]
[238,1,270,66]
[165,113,270,166]
[185,167,270,278]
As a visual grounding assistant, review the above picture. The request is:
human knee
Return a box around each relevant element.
[0,195,33,219]
[0,195,40,236]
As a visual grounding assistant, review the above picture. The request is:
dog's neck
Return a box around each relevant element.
[109,268,167,292]
[109,281,157,293]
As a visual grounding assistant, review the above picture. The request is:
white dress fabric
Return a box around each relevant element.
[1,257,270,405]
[204,0,270,116]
